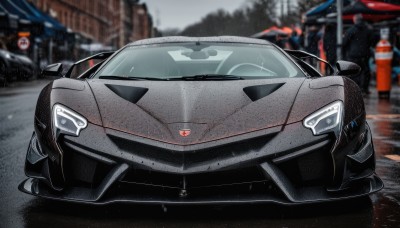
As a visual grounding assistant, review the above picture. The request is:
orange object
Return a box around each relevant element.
[88,59,95,68]
[261,26,302,37]
[375,39,393,95]
[319,39,326,75]
[18,32,30,37]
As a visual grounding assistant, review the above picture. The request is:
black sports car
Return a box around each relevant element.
[19,36,383,205]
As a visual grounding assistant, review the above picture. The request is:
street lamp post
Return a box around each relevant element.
[337,0,343,60]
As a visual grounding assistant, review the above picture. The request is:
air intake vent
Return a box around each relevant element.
[105,84,148,104]
[243,83,284,101]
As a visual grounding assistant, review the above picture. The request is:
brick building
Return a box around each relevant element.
[132,3,153,41]
[31,0,154,48]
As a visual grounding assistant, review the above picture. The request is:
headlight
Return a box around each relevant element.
[303,101,343,136]
[53,104,87,136]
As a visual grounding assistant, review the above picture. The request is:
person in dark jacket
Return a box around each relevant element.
[303,26,322,67]
[288,31,300,50]
[306,26,321,57]
[342,14,372,93]
[323,22,337,67]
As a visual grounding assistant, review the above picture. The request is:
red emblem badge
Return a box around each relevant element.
[179,129,191,137]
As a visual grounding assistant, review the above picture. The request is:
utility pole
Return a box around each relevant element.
[48,38,53,64]
[337,0,343,60]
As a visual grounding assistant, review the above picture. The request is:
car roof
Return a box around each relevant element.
[128,36,272,46]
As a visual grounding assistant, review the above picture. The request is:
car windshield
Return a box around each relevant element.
[94,42,304,79]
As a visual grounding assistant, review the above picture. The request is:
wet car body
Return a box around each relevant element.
[19,36,383,205]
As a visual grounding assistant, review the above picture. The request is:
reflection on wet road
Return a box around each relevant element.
[1,80,400,228]
[365,89,400,228]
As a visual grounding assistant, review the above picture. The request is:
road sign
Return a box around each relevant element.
[17,37,30,50]
[18,32,30,37]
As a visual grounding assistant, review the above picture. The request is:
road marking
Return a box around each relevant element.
[385,154,400,162]
[367,114,400,120]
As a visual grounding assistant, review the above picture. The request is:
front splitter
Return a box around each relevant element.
[19,175,383,206]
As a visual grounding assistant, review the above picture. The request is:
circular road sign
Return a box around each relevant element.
[17,37,30,50]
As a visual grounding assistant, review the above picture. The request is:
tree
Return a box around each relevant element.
[297,0,326,16]
[180,0,277,37]
[160,28,181,36]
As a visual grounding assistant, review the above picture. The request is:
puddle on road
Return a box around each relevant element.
[366,95,400,227]
[384,154,400,162]
[367,114,400,120]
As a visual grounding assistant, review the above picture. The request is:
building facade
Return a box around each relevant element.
[31,0,154,48]
[132,3,153,41]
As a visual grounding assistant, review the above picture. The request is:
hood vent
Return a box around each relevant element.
[243,83,285,102]
[105,84,148,104]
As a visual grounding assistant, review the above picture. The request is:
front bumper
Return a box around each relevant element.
[19,122,383,205]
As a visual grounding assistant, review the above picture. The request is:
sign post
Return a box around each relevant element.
[17,37,30,51]
[337,0,343,60]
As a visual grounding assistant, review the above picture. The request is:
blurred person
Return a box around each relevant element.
[343,14,373,93]
[323,22,337,67]
[306,26,321,57]
[303,26,322,67]
[275,35,287,49]
[288,31,300,50]
[392,46,400,83]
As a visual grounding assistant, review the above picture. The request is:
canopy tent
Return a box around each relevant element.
[252,26,301,39]
[252,26,288,39]
[343,0,400,22]
[0,0,38,23]
[1,0,43,37]
[306,0,335,17]
[15,0,67,38]
[281,26,302,36]
[305,0,350,24]
[26,1,66,32]
[25,0,67,40]
[0,0,67,38]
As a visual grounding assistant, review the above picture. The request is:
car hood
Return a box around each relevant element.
[87,78,305,145]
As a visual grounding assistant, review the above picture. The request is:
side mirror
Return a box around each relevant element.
[335,60,361,77]
[41,63,63,77]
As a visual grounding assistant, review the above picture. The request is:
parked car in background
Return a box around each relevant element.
[0,49,22,82]
[14,53,38,80]
[0,49,37,83]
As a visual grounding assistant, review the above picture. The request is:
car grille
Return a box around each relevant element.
[60,134,334,202]
[107,133,275,169]
[120,166,267,189]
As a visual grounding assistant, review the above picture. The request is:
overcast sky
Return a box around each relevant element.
[140,0,249,31]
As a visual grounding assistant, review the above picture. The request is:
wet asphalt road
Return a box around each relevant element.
[0,80,400,228]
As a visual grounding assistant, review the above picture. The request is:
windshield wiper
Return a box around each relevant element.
[173,74,244,80]
[98,75,243,81]
[98,76,169,81]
